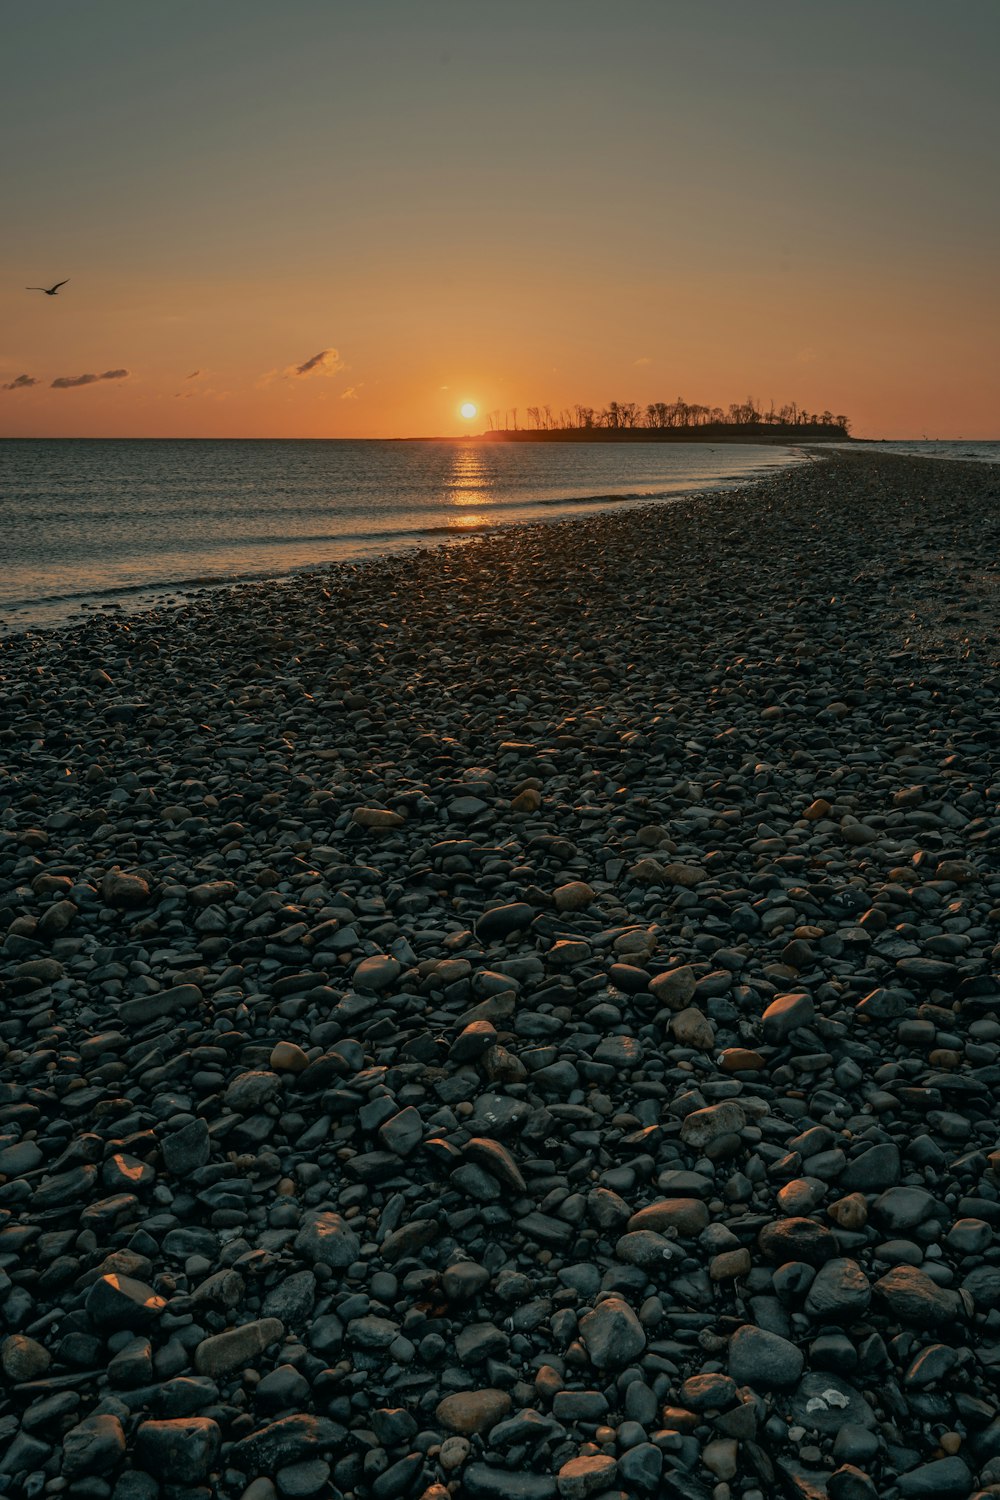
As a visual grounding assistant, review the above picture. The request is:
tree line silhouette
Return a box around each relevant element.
[483,397,850,434]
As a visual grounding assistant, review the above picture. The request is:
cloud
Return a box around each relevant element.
[51,368,130,389]
[292,348,343,377]
[340,384,362,400]
[185,369,202,380]
[1,373,40,391]
[634,356,652,366]
[258,347,347,388]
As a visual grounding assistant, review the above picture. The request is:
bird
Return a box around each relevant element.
[26,279,70,296]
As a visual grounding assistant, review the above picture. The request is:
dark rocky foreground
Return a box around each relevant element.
[1,450,999,1500]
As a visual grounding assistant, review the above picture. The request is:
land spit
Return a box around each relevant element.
[1,451,999,1500]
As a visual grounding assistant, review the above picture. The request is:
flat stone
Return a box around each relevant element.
[556,1454,618,1498]
[680,1100,746,1148]
[194,1318,285,1377]
[119,983,202,1025]
[897,1457,974,1498]
[463,1466,556,1500]
[627,1198,709,1236]
[790,1373,876,1433]
[728,1325,804,1388]
[435,1389,512,1435]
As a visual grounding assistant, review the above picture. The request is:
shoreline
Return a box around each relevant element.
[2,451,999,1498]
[1,446,808,637]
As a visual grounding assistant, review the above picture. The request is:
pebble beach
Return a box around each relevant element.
[1,449,999,1500]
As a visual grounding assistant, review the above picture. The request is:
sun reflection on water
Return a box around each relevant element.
[446,446,493,510]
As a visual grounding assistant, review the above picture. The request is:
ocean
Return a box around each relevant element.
[0,438,806,632]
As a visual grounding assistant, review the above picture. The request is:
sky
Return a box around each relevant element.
[1,0,998,440]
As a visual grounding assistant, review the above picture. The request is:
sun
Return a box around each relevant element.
[460,401,477,420]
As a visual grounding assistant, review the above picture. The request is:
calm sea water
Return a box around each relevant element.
[842,440,1000,463]
[0,439,805,631]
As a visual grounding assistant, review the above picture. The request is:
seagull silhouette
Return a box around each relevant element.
[26,279,70,296]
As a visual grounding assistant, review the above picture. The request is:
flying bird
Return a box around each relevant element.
[26,279,70,296]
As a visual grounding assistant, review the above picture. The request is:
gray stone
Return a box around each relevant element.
[578,1296,646,1369]
[804,1259,871,1320]
[134,1419,220,1483]
[728,1325,804,1388]
[294,1211,360,1267]
[62,1414,127,1478]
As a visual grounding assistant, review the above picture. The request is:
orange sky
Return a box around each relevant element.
[2,2,998,440]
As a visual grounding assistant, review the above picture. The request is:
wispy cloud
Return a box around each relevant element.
[292,348,343,378]
[51,368,130,390]
[634,356,652,366]
[1,373,40,391]
[259,347,346,388]
[185,369,202,380]
[340,384,362,400]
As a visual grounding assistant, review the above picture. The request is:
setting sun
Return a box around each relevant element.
[460,402,477,420]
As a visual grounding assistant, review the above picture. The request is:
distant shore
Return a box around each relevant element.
[475,423,849,444]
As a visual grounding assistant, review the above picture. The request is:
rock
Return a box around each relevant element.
[353,807,405,829]
[476,903,535,941]
[897,1457,974,1498]
[790,1373,877,1433]
[229,1415,342,1472]
[354,954,402,991]
[435,1389,512,1435]
[162,1117,211,1173]
[759,1217,836,1266]
[663,862,707,887]
[761,991,815,1042]
[62,1414,127,1477]
[671,1006,716,1049]
[270,1041,310,1072]
[680,1100,746,1148]
[101,870,150,907]
[294,1211,360,1267]
[648,966,697,1008]
[556,1454,618,1498]
[874,1267,964,1327]
[578,1296,646,1369]
[378,1105,424,1156]
[194,1318,285,1377]
[134,1419,220,1483]
[871,1186,940,1233]
[728,1325,804,1388]
[828,1466,879,1500]
[804,1259,871,1320]
[85,1274,166,1331]
[627,1199,709,1236]
[119,982,203,1025]
[702,1439,739,1480]
[1,1334,51,1381]
[840,1143,901,1192]
[225,1070,282,1110]
[553,881,595,911]
[617,1442,663,1492]
[463,1466,556,1499]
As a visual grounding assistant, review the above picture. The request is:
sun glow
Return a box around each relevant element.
[460,401,477,420]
